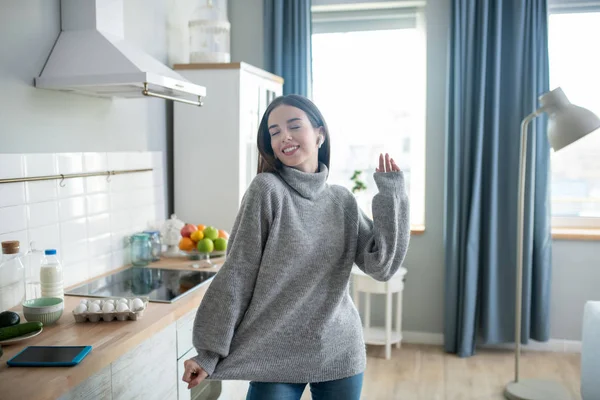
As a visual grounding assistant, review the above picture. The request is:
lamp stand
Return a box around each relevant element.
[503,112,571,400]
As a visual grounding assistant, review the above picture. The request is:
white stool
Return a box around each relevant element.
[351,266,407,360]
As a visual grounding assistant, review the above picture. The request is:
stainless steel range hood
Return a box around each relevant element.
[35,0,206,106]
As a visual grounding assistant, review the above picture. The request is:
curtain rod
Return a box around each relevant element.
[0,168,153,185]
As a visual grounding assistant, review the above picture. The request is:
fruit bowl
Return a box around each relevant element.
[182,249,226,261]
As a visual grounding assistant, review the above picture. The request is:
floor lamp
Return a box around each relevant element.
[504,87,600,400]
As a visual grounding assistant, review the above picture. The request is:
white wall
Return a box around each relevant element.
[234,0,600,342]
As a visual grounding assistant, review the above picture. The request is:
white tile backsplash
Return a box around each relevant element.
[88,213,110,237]
[0,205,27,234]
[87,194,109,216]
[0,154,25,180]
[28,224,61,253]
[0,182,26,208]
[58,177,85,198]
[62,239,89,264]
[57,153,83,175]
[85,176,109,194]
[27,201,59,228]
[26,180,58,204]
[60,217,88,245]
[59,197,87,221]
[1,151,166,287]
[83,152,108,173]
[24,154,57,177]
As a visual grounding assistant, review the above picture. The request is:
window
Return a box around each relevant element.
[548,6,600,228]
[311,5,426,227]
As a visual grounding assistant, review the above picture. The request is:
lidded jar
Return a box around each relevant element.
[0,241,26,311]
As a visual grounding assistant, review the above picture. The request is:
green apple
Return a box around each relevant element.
[214,238,228,252]
[196,238,214,253]
[203,226,219,241]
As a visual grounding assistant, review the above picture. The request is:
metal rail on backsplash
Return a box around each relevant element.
[0,168,153,185]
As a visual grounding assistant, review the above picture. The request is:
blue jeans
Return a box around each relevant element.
[245,372,363,400]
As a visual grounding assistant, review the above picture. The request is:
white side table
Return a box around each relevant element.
[351,266,407,360]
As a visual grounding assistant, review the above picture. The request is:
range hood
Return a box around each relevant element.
[35,0,206,106]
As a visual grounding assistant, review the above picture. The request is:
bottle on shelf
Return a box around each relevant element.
[0,241,26,312]
[40,249,64,299]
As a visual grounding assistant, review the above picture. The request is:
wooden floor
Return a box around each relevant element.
[218,344,582,400]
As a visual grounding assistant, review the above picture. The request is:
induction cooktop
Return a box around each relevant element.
[65,267,217,303]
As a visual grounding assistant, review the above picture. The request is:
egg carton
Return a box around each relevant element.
[72,297,149,322]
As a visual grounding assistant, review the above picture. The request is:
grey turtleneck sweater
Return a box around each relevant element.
[192,163,410,383]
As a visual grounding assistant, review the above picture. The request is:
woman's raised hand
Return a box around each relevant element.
[376,153,401,173]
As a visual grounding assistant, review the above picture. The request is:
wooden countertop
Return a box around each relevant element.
[0,257,224,400]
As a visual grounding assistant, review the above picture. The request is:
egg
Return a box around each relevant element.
[132,298,145,311]
[117,298,128,304]
[74,303,87,314]
[104,299,115,305]
[102,302,115,313]
[116,302,130,312]
[80,299,88,304]
[88,303,101,313]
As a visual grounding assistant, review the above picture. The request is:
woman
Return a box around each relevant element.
[182,94,410,399]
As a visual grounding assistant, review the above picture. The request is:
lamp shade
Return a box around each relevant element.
[539,87,600,152]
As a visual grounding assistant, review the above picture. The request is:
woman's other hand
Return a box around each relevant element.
[182,359,208,389]
[375,153,401,173]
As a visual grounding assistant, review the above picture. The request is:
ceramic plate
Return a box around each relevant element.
[0,328,43,345]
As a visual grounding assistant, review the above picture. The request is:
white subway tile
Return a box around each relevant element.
[83,152,107,172]
[85,176,109,194]
[127,152,152,170]
[27,201,59,228]
[0,182,26,208]
[87,213,110,237]
[87,194,109,215]
[111,250,128,270]
[107,153,128,171]
[0,230,28,250]
[28,224,61,253]
[132,171,154,189]
[111,230,131,251]
[131,205,155,232]
[58,177,85,198]
[57,153,83,175]
[60,218,87,245]
[59,197,87,221]
[89,254,112,278]
[24,154,57,177]
[110,192,131,211]
[0,154,25,180]
[63,260,89,287]
[153,186,166,205]
[110,210,131,232]
[88,234,111,257]
[155,203,166,222]
[109,174,134,193]
[26,181,58,204]
[62,239,89,264]
[0,205,27,235]
[152,169,164,187]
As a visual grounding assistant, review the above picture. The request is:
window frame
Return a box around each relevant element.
[548,5,600,230]
[311,4,427,231]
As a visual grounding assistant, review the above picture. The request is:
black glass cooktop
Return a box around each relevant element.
[65,267,217,303]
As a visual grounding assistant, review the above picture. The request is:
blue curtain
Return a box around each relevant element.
[444,0,552,357]
[264,0,312,96]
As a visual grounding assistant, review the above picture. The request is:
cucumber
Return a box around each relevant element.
[0,322,43,341]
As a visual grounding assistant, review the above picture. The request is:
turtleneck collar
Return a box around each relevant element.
[277,163,329,200]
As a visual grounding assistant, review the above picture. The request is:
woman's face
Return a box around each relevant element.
[267,105,323,173]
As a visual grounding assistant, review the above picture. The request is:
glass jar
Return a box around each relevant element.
[143,231,162,262]
[188,0,231,63]
[130,233,152,267]
[0,241,26,312]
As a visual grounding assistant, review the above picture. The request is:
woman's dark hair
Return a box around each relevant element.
[257,94,331,174]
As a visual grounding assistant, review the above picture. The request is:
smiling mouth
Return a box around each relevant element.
[282,146,299,155]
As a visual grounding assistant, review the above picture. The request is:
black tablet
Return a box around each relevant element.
[7,346,92,367]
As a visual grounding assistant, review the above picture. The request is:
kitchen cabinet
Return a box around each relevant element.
[173,62,283,232]
[58,365,112,400]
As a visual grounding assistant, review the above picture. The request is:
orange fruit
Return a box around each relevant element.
[197,224,206,232]
[190,230,204,242]
[218,229,229,239]
[178,237,195,251]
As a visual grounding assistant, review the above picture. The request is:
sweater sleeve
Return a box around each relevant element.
[354,171,410,281]
[191,178,273,375]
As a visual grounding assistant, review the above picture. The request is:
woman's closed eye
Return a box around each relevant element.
[269,130,280,136]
